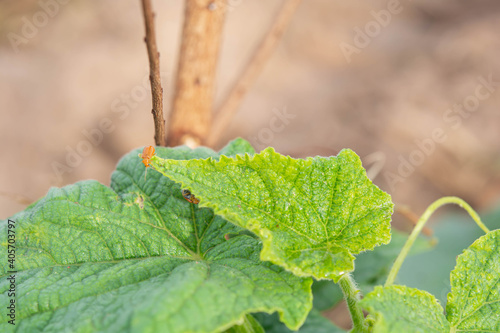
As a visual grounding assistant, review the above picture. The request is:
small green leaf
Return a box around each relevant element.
[447,229,500,331]
[0,139,311,333]
[151,147,393,281]
[218,137,256,157]
[360,285,450,333]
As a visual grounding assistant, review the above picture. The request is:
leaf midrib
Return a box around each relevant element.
[118,169,199,257]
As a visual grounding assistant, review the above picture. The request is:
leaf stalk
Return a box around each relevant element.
[385,196,489,287]
[338,274,368,333]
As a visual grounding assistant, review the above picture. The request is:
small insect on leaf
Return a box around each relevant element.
[141,146,155,168]
[182,189,200,204]
[141,146,155,180]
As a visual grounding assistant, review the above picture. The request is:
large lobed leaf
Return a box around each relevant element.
[360,229,500,332]
[151,146,393,281]
[0,139,311,333]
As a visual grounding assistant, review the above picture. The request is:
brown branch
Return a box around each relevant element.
[207,0,303,147]
[141,0,165,146]
[166,0,227,147]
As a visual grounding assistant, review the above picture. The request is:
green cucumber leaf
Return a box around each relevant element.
[360,285,450,333]
[447,229,500,331]
[361,230,500,332]
[218,138,256,157]
[150,147,393,281]
[0,139,311,333]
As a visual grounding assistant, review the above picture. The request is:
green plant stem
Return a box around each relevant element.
[385,196,489,287]
[338,274,368,333]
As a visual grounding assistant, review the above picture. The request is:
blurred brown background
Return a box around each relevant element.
[1,0,500,222]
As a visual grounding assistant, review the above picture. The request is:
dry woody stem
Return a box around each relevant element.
[207,0,303,147]
[167,0,226,147]
[141,0,166,146]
